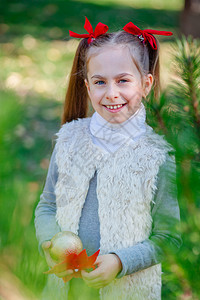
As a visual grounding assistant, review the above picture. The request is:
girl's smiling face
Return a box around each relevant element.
[85,46,153,124]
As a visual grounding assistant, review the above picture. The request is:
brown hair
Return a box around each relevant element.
[62,31,160,124]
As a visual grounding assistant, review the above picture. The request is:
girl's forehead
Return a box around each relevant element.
[87,45,140,74]
[88,45,137,60]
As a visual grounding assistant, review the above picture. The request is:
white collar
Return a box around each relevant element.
[89,103,147,154]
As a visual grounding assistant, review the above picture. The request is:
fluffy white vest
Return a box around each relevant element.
[54,117,171,300]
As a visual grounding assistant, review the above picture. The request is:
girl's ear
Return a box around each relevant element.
[143,74,153,98]
[84,79,90,93]
[85,79,92,102]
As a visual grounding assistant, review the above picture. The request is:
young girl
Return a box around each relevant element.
[35,18,182,300]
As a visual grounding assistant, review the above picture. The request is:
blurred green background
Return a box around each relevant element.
[1,0,200,299]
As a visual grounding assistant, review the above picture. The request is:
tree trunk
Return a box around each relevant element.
[180,0,200,38]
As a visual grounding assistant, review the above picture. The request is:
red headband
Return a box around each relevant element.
[123,22,173,50]
[69,17,109,44]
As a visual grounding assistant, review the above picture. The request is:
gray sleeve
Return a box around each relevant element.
[34,147,61,255]
[110,154,182,279]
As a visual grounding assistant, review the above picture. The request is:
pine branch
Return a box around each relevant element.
[172,36,200,132]
[145,36,200,162]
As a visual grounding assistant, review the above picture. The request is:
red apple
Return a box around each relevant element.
[49,231,83,263]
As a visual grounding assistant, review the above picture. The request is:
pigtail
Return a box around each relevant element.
[62,39,89,125]
[153,54,160,100]
[147,37,160,100]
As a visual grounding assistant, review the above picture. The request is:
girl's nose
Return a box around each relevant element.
[105,84,119,101]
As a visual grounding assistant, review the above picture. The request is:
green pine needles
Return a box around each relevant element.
[146,36,200,161]
[172,36,200,134]
[152,36,200,299]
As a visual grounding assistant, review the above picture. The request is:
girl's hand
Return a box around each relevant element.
[42,241,74,279]
[81,254,122,289]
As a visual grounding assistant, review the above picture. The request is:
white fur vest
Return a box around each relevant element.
[53,117,171,300]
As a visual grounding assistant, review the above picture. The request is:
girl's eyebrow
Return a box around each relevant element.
[117,73,134,78]
[91,73,134,79]
[91,75,105,79]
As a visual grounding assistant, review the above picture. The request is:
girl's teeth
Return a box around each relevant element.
[105,104,123,109]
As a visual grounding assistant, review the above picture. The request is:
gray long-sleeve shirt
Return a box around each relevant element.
[34,147,182,279]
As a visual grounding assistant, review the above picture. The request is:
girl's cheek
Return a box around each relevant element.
[131,89,143,98]
[93,90,104,99]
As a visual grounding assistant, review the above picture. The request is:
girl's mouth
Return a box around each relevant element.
[103,103,127,113]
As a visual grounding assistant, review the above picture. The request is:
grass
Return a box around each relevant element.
[0,90,61,298]
[1,0,183,41]
[1,0,199,299]
[75,0,184,10]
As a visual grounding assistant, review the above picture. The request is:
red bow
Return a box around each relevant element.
[69,17,109,44]
[44,249,100,282]
[123,22,173,50]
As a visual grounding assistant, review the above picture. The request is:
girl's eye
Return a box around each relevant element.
[119,79,128,83]
[95,80,105,85]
